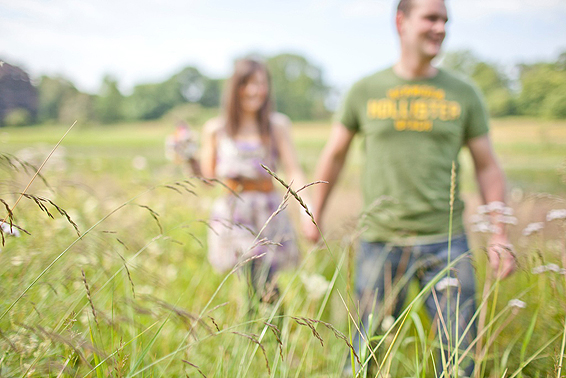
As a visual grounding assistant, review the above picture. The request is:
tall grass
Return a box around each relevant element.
[0,120,565,377]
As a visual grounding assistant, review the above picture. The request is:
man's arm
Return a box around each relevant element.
[467,134,515,278]
[303,122,356,242]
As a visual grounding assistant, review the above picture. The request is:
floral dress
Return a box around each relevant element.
[207,129,299,273]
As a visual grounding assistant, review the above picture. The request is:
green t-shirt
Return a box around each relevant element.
[338,67,489,244]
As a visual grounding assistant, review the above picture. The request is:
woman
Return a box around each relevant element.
[200,59,308,303]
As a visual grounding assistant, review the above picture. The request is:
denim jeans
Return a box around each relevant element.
[352,234,476,376]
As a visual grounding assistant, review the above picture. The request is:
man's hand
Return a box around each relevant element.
[487,233,516,279]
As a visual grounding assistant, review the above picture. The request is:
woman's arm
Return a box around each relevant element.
[200,118,221,178]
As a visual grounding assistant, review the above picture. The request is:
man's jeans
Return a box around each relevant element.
[352,234,476,375]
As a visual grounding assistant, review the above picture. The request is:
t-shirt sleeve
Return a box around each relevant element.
[464,84,490,141]
[334,84,360,133]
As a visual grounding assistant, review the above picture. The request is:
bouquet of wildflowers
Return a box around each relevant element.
[165,122,201,175]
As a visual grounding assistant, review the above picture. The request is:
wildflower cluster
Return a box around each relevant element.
[469,201,517,234]
[531,263,566,275]
[522,208,566,236]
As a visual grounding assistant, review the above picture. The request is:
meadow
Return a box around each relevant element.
[0,117,565,377]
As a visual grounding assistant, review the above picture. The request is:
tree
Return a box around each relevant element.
[441,50,479,77]
[518,57,566,119]
[199,78,223,108]
[441,50,515,117]
[472,63,515,117]
[58,92,95,125]
[37,76,79,123]
[123,66,214,120]
[96,75,124,124]
[266,53,330,120]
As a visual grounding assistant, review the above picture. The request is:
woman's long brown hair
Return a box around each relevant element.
[223,59,273,143]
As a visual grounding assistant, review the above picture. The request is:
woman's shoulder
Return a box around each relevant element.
[270,112,292,131]
[202,116,225,136]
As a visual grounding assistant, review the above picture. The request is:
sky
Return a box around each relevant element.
[2,0,565,94]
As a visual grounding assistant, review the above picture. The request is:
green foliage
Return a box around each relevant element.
[3,107,32,126]
[266,53,331,120]
[541,85,566,119]
[122,66,221,121]
[38,76,77,122]
[442,51,516,118]
[95,75,124,124]
[37,76,95,125]
[162,103,219,126]
[441,50,479,77]
[485,87,515,117]
[199,78,223,108]
[59,92,96,125]
[517,58,566,119]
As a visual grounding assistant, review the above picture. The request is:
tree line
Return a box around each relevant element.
[0,53,330,127]
[441,50,566,119]
[1,50,565,127]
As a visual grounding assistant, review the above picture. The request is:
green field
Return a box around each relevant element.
[0,118,565,377]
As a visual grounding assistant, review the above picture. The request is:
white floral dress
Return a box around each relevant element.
[207,130,299,273]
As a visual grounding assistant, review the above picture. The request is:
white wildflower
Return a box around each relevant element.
[497,215,518,225]
[487,201,506,213]
[132,155,147,170]
[165,264,178,280]
[381,315,395,330]
[503,207,514,216]
[11,256,25,266]
[435,277,459,291]
[82,197,99,216]
[470,222,498,234]
[522,222,544,236]
[546,263,561,273]
[532,263,566,275]
[477,205,489,214]
[508,299,526,309]
[532,265,547,274]
[547,209,566,222]
[1,222,20,237]
[137,285,154,295]
[300,272,330,300]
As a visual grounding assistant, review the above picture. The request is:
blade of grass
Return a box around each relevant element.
[375,303,414,377]
[518,306,539,378]
[127,316,171,377]
[0,186,157,321]
[557,315,566,378]
[81,321,160,378]
[1,121,77,225]
[508,332,561,378]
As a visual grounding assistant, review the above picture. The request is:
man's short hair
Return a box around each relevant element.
[397,0,413,15]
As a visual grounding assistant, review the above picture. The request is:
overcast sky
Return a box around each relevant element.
[2,0,565,94]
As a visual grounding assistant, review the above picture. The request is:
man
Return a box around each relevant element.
[303,0,515,375]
